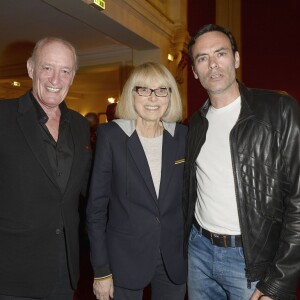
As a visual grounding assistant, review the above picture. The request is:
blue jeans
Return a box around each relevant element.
[188,224,257,300]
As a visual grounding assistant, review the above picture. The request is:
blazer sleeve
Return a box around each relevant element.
[86,124,113,277]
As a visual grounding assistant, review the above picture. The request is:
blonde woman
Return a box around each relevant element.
[87,62,187,300]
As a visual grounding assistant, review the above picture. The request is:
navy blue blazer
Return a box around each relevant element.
[87,120,188,289]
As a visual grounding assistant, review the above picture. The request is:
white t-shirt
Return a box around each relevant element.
[195,97,241,235]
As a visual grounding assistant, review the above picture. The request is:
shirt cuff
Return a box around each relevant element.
[94,274,113,281]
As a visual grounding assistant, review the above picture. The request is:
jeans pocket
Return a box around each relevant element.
[189,225,199,242]
[238,247,245,258]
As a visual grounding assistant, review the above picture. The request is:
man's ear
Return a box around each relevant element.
[234,51,240,69]
[192,66,199,79]
[27,60,34,79]
[70,71,76,85]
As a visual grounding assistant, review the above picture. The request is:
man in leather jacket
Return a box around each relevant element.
[183,24,300,300]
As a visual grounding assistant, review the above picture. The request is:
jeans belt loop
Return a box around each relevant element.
[231,235,235,247]
[223,236,227,248]
[210,233,214,245]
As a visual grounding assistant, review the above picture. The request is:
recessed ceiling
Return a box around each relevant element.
[0,0,153,114]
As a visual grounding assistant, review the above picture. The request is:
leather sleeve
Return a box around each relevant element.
[257,95,300,299]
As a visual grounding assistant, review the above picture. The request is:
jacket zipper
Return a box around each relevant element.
[229,115,253,282]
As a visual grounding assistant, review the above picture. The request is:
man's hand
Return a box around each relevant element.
[93,277,114,300]
[250,288,273,300]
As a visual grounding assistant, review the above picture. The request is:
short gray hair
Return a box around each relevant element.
[28,37,78,71]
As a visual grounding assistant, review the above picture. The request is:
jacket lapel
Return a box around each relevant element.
[127,131,158,203]
[158,130,177,200]
[17,93,58,188]
[64,115,83,195]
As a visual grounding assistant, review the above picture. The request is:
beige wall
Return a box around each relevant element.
[101,0,190,118]
[0,0,189,120]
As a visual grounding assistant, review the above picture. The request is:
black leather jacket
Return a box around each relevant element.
[183,83,300,299]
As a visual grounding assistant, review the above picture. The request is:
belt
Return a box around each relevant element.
[193,218,242,248]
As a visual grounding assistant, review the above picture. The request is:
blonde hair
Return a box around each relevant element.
[116,62,182,122]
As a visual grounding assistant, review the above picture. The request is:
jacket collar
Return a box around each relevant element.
[199,81,254,121]
[18,90,70,122]
[113,119,176,137]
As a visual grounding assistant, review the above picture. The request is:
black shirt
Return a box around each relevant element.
[30,92,74,193]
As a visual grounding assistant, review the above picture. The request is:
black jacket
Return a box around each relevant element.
[183,83,300,299]
[0,91,92,297]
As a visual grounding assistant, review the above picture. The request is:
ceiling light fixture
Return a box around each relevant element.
[167,54,174,62]
[11,81,21,87]
[108,97,115,103]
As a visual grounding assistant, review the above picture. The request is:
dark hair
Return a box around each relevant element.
[188,24,238,66]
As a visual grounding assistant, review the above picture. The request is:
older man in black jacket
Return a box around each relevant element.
[0,37,91,299]
[184,24,300,300]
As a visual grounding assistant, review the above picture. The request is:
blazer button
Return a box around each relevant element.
[55,229,62,235]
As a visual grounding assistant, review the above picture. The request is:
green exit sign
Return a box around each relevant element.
[93,0,105,9]
[82,0,105,10]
